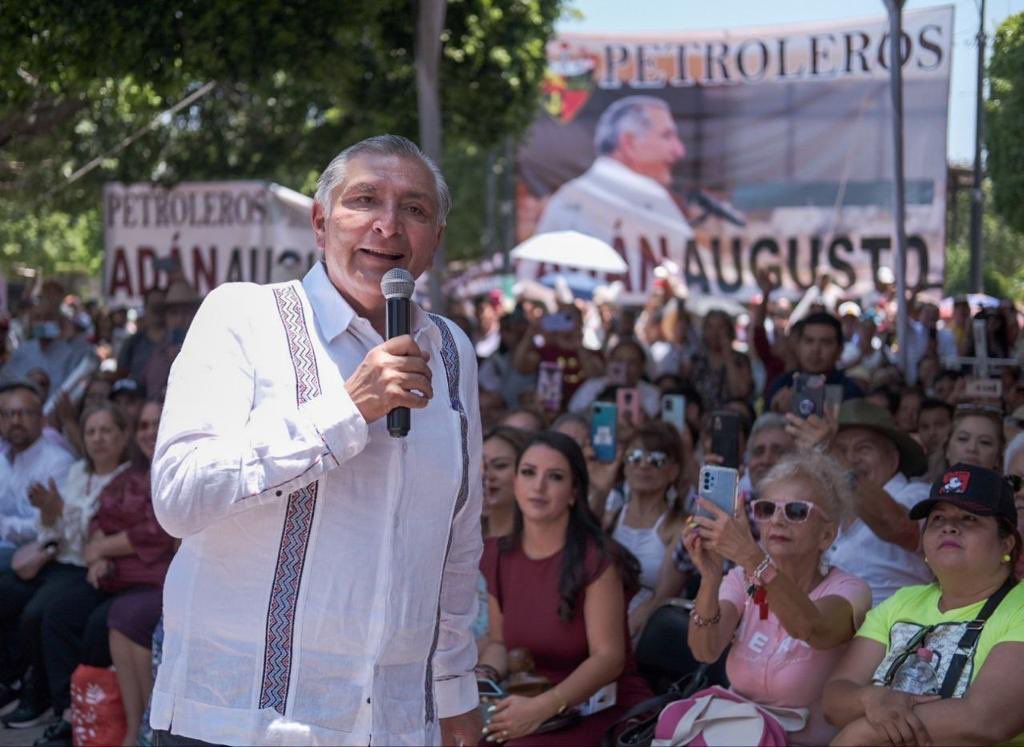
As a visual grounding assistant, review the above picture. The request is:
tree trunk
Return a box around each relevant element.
[415,0,447,312]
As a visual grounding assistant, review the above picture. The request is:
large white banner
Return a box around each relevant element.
[516,6,954,304]
[103,181,318,305]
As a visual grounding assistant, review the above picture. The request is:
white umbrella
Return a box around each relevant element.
[510,231,628,274]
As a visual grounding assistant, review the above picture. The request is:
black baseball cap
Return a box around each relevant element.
[910,463,1017,525]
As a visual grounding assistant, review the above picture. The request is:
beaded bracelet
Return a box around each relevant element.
[692,608,721,627]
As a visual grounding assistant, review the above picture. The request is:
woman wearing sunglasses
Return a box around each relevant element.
[683,452,870,745]
[604,422,689,638]
[824,464,1024,746]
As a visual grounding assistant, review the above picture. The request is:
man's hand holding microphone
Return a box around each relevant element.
[344,335,432,424]
[344,268,431,434]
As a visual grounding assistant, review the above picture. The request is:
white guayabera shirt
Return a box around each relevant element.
[150,262,483,746]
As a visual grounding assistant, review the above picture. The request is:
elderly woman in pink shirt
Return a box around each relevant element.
[683,451,871,745]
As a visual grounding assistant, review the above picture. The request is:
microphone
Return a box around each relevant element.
[380,268,416,438]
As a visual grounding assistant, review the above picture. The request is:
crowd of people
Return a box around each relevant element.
[0,278,193,746]
[462,270,1024,745]
[1,261,1024,745]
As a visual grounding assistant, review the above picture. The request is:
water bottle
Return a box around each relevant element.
[891,647,939,694]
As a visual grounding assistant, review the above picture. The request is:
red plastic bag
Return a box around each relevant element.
[70,665,126,747]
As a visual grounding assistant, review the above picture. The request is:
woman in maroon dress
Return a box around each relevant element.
[479,431,652,745]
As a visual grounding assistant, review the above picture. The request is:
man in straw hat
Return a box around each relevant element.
[149,135,482,746]
[828,400,932,605]
[140,279,202,401]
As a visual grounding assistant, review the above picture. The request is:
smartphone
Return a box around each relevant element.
[697,465,740,518]
[661,394,686,435]
[591,402,618,463]
[710,410,741,469]
[536,362,564,411]
[616,387,641,424]
[824,384,843,416]
[477,679,504,699]
[607,360,628,386]
[791,372,826,419]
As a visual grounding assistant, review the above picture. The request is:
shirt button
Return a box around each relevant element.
[276,490,283,497]
[366,697,371,704]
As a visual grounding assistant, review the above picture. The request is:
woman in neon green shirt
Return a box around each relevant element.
[824,463,1024,745]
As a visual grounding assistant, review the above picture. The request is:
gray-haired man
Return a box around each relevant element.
[533,95,692,300]
[151,135,483,746]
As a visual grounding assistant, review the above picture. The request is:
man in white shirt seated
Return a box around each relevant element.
[0,382,75,569]
[828,399,931,605]
[150,135,483,747]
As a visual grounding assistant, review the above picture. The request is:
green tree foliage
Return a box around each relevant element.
[0,0,564,279]
[987,12,1024,234]
[945,179,1024,300]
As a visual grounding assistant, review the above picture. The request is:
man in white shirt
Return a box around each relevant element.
[0,382,75,568]
[828,400,931,605]
[151,135,483,746]
[530,95,693,302]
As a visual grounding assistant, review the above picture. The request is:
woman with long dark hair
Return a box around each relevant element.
[478,432,650,745]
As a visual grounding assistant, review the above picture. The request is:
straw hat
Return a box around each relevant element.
[159,280,202,310]
[838,399,928,477]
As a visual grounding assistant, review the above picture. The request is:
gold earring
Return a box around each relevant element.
[1003,554,1012,564]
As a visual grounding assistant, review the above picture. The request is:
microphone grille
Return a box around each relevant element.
[381,268,415,300]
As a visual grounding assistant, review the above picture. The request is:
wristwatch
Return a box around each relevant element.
[752,553,777,585]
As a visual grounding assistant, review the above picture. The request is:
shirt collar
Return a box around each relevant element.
[302,261,356,343]
[301,260,440,347]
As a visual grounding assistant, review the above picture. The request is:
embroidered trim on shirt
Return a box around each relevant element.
[273,284,322,405]
[259,481,319,714]
[259,284,324,715]
[423,314,470,724]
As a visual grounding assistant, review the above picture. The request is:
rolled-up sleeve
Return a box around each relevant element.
[152,283,369,538]
[432,326,484,720]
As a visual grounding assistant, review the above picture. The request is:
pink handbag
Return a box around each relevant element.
[652,686,801,746]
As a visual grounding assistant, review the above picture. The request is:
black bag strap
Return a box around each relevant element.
[938,576,1017,698]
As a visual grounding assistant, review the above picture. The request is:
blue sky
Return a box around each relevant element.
[559,0,1024,164]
